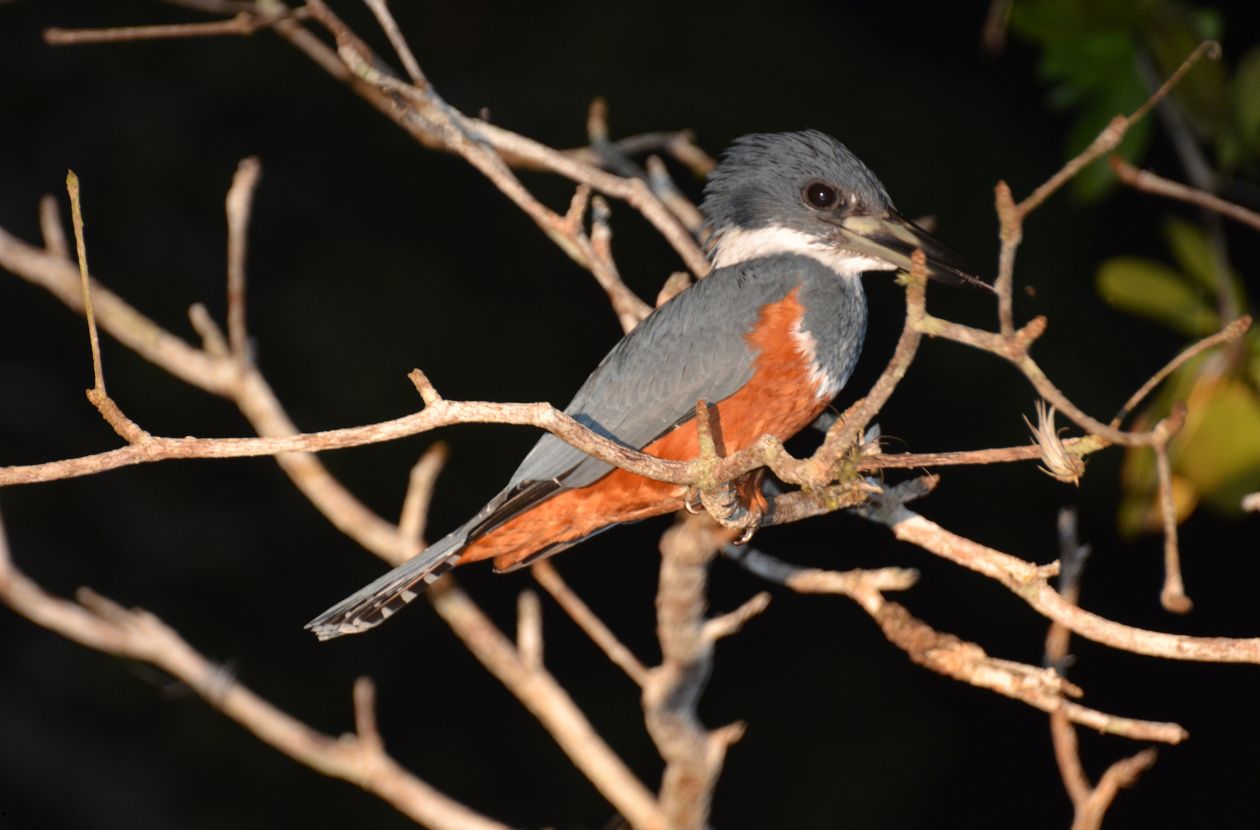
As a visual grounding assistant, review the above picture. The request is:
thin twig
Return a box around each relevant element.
[1018,41,1221,218]
[806,251,927,484]
[430,581,665,830]
[1110,315,1252,428]
[989,41,1221,337]
[65,172,151,444]
[398,442,449,548]
[1073,750,1159,830]
[1111,156,1260,233]
[1046,509,1093,808]
[44,11,303,44]
[590,195,653,333]
[731,543,1184,743]
[225,156,261,362]
[532,562,650,687]
[921,312,1186,448]
[517,590,544,671]
[66,171,103,395]
[1043,510,1160,828]
[645,155,705,233]
[1137,50,1239,325]
[864,505,1260,665]
[302,0,709,278]
[1154,426,1192,614]
[980,0,1012,54]
[702,592,771,641]
[655,271,691,307]
[352,676,384,755]
[38,195,69,260]
[994,181,1021,336]
[361,0,428,88]
[1051,709,1093,810]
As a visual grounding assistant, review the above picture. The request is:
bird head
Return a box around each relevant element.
[701,130,989,290]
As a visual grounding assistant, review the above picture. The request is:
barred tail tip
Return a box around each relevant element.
[305,559,454,641]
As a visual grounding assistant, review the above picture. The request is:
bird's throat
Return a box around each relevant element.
[710,223,892,277]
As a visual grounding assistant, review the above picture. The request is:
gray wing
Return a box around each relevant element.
[519,265,793,486]
[465,264,795,539]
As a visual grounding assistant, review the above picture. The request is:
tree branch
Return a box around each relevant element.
[731,534,1185,745]
[1110,156,1260,233]
[643,515,748,830]
[532,561,650,688]
[863,503,1260,664]
[0,512,513,830]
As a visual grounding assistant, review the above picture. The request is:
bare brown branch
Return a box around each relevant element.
[44,10,305,44]
[805,251,928,485]
[532,561,650,687]
[870,505,1260,665]
[38,195,69,260]
[0,512,511,830]
[362,0,428,88]
[1043,510,1161,828]
[1018,41,1220,218]
[1110,315,1252,429]
[66,171,103,394]
[9,15,1255,830]
[430,581,665,830]
[517,589,544,671]
[921,311,1189,449]
[644,515,742,830]
[4,159,667,828]
[1154,427,1193,614]
[1073,749,1160,830]
[399,442,449,548]
[225,156,261,361]
[1111,156,1260,233]
[732,544,1185,744]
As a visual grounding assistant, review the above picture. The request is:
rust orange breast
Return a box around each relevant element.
[460,287,832,570]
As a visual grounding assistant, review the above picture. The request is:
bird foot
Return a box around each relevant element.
[696,479,763,544]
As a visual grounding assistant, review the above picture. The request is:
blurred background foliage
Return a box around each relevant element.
[1014,0,1260,534]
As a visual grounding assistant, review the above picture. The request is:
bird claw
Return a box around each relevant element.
[683,487,705,514]
[697,479,763,544]
[730,511,761,546]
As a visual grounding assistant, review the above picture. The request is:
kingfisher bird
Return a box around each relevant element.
[307,130,984,640]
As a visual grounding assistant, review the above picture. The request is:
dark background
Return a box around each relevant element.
[2,1,1259,828]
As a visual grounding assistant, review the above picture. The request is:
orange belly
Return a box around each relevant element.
[460,287,830,570]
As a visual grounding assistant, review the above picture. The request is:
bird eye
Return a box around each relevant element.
[804,182,839,210]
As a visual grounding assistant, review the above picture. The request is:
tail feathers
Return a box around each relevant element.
[306,535,463,641]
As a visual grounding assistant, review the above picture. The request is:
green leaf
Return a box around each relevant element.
[1163,217,1216,290]
[1096,256,1219,336]
[1040,30,1137,94]
[1162,217,1249,313]
[1231,47,1260,162]
[1191,7,1224,41]
[1247,334,1260,389]
[1173,378,1260,514]
[1010,0,1152,41]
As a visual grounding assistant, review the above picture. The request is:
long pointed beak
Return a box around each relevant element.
[833,212,992,291]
